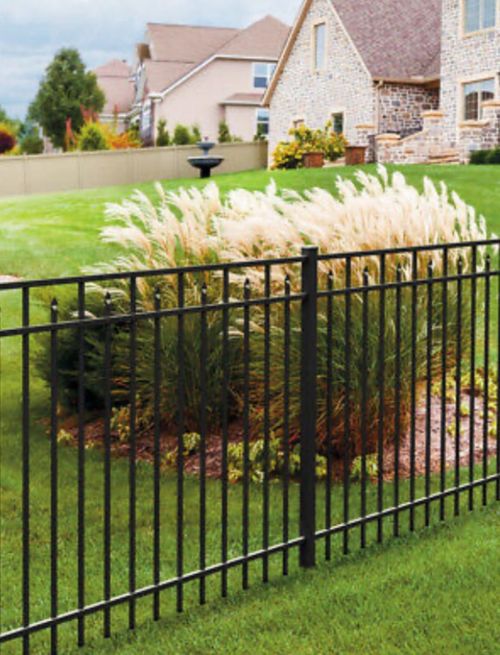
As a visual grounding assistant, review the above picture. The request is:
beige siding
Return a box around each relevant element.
[154,59,267,142]
[269,0,376,158]
[0,142,268,198]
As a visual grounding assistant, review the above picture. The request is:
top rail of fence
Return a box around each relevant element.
[1,238,498,293]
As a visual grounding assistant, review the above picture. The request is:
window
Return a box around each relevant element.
[463,78,495,120]
[313,22,326,70]
[253,63,276,89]
[256,108,270,137]
[332,112,344,134]
[464,0,497,33]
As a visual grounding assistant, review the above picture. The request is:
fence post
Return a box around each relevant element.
[300,246,318,568]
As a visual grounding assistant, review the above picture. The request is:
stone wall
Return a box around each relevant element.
[458,100,500,161]
[377,83,440,137]
[440,0,500,145]
[268,0,375,158]
[375,111,450,164]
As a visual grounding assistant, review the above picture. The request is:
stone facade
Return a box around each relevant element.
[377,83,440,136]
[458,100,500,161]
[440,0,500,145]
[268,0,376,157]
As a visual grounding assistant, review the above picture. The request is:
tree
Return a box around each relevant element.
[156,119,170,147]
[78,123,109,151]
[29,49,105,149]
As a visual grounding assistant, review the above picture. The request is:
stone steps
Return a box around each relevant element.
[426,149,460,165]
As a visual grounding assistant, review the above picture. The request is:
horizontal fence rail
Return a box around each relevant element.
[0,239,499,653]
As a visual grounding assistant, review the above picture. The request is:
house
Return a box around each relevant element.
[94,60,136,133]
[264,0,500,164]
[133,16,290,144]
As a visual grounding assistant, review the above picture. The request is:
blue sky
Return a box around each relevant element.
[0,0,301,120]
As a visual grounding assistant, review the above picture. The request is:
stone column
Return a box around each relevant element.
[354,124,377,163]
[374,133,401,164]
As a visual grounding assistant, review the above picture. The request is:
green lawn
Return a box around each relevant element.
[0,165,499,655]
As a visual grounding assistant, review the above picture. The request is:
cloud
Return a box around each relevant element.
[0,0,301,118]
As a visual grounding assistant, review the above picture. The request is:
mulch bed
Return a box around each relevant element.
[56,387,496,482]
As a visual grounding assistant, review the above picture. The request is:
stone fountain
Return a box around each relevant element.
[188,139,224,179]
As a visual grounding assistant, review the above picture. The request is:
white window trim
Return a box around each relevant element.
[460,0,499,38]
[256,107,270,137]
[311,19,328,73]
[458,72,499,122]
[252,62,276,90]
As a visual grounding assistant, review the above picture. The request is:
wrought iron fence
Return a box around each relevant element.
[0,239,498,653]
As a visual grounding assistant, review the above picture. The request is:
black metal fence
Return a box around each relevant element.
[0,239,499,653]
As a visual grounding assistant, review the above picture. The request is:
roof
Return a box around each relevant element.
[265,0,442,104]
[94,60,135,115]
[332,0,441,80]
[142,15,290,97]
[222,92,265,106]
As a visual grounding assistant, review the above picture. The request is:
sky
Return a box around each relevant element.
[0,0,302,120]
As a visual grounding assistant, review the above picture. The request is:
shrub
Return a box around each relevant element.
[0,122,16,154]
[218,121,232,143]
[107,129,141,150]
[156,119,170,147]
[470,147,500,165]
[486,147,500,164]
[191,124,202,143]
[36,168,490,460]
[173,124,192,146]
[78,122,109,151]
[272,122,347,170]
[20,132,44,155]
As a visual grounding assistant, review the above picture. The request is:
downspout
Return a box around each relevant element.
[375,80,384,133]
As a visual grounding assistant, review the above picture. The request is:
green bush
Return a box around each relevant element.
[486,147,500,164]
[218,121,242,144]
[173,124,192,146]
[191,124,202,143]
[272,122,348,170]
[470,147,500,165]
[20,132,44,155]
[156,119,170,147]
[78,122,109,151]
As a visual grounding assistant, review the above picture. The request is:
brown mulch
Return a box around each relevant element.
[56,392,496,481]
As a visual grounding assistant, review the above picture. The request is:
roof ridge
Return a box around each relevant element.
[146,21,238,31]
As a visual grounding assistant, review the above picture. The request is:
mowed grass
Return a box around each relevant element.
[0,165,499,654]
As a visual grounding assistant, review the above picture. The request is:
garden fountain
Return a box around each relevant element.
[188,139,224,179]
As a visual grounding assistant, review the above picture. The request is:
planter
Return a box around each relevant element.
[345,145,367,166]
[302,151,325,168]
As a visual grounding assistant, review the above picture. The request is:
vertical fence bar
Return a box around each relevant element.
[482,256,490,506]
[77,282,86,646]
[394,265,402,538]
[300,247,317,568]
[242,279,251,590]
[50,299,59,655]
[103,293,112,637]
[377,254,386,543]
[199,284,208,605]
[360,268,369,549]
[469,245,478,511]
[425,261,434,528]
[325,272,334,560]
[153,288,161,620]
[221,270,230,597]
[263,265,271,583]
[128,276,137,629]
[342,256,353,555]
[409,251,418,532]
[22,287,30,655]
[497,247,500,502]
[283,275,291,574]
[177,273,185,612]
[440,248,449,521]
[455,258,463,516]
